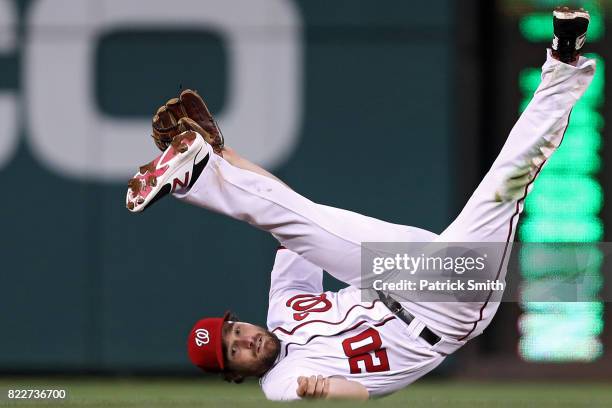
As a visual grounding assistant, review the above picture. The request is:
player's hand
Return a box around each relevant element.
[296,375,329,399]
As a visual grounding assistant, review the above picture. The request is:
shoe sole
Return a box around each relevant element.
[553,9,590,21]
[126,131,208,213]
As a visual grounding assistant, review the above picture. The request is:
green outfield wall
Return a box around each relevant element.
[0,0,452,371]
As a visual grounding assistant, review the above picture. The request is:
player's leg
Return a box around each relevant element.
[439,50,595,243]
[438,8,593,245]
[403,16,595,342]
[221,146,291,189]
[126,130,437,288]
[172,150,438,287]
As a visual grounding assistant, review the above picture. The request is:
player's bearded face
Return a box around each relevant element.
[222,321,281,377]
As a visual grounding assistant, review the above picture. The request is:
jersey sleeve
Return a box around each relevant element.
[260,362,304,401]
[269,247,323,301]
[261,374,301,401]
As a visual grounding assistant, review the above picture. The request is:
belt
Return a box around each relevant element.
[376,291,441,346]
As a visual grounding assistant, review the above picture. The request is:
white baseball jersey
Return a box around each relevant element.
[260,248,445,401]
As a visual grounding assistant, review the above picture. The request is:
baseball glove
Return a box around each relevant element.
[151,89,224,155]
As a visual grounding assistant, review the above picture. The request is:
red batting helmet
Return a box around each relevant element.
[187,312,230,372]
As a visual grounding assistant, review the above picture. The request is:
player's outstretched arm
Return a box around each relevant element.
[296,375,369,400]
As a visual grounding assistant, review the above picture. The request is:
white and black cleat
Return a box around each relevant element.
[126,131,211,213]
[552,7,590,64]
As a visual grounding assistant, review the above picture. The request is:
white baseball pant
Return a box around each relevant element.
[175,50,595,342]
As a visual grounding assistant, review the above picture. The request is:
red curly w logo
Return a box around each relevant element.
[286,294,332,321]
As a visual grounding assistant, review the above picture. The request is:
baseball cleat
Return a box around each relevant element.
[126,131,211,213]
[552,7,590,64]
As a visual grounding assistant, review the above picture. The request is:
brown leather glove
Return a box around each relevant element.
[151,89,224,154]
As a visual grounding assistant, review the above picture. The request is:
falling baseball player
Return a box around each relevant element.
[125,8,594,401]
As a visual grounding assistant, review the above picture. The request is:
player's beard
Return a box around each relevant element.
[257,331,281,373]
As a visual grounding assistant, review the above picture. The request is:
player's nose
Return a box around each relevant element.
[237,337,255,349]
[246,336,256,349]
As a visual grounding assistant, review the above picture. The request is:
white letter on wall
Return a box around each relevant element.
[0,0,17,171]
[26,0,302,181]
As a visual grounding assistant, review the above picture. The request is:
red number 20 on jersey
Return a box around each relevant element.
[342,327,390,374]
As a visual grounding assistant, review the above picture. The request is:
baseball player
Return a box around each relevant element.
[125,8,594,400]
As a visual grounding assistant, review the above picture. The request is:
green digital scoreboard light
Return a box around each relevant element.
[516,0,605,362]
